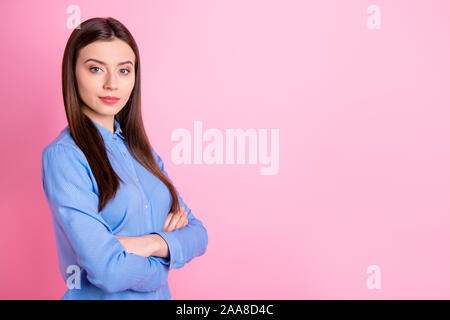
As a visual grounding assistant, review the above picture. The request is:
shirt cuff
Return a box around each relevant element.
[151,231,183,269]
[152,256,170,266]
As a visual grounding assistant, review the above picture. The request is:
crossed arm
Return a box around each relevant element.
[115,206,189,258]
[42,144,173,294]
[42,143,208,293]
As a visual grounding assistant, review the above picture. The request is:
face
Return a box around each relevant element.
[75,38,136,126]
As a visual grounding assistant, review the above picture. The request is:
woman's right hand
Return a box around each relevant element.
[162,206,188,232]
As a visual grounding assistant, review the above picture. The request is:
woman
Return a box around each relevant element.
[41,17,208,300]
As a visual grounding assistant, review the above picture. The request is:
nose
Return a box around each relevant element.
[103,72,118,90]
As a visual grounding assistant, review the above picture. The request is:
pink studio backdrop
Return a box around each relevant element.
[1,0,449,299]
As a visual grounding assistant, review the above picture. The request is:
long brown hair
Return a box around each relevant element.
[61,17,180,214]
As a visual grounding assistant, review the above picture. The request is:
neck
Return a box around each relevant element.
[81,105,115,134]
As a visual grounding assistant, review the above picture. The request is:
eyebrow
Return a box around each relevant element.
[83,58,134,67]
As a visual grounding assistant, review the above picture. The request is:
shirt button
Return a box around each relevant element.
[145,204,149,209]
[135,178,139,182]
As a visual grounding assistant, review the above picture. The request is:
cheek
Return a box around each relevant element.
[120,77,135,97]
[77,74,100,99]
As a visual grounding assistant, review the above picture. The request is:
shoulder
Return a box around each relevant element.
[150,144,164,166]
[41,127,95,189]
[150,144,158,158]
[42,126,87,167]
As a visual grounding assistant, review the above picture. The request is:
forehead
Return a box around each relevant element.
[78,39,135,64]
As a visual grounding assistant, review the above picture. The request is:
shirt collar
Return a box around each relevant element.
[92,118,125,141]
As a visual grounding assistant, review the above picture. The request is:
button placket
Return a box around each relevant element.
[119,143,151,213]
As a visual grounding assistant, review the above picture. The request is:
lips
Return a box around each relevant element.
[99,96,120,104]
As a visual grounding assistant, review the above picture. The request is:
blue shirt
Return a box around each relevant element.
[41,119,208,300]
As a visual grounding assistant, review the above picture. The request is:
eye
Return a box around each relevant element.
[89,66,101,73]
[120,69,130,75]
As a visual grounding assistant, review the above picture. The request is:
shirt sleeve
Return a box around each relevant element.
[150,145,209,270]
[41,143,169,294]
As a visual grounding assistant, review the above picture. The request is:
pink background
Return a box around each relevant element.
[1,0,450,299]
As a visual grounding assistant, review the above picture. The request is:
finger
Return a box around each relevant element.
[174,211,188,230]
[177,212,188,229]
[183,211,188,226]
[163,213,174,231]
[167,211,183,232]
